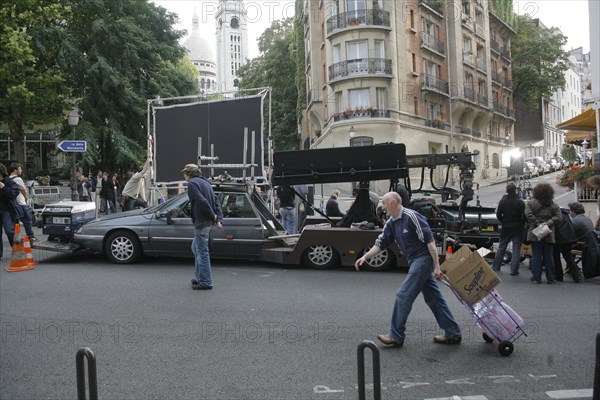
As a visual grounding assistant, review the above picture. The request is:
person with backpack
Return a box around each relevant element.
[0,163,24,261]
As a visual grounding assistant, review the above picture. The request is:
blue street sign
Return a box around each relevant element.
[58,140,87,152]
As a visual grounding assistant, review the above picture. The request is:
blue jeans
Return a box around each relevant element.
[492,233,523,274]
[531,241,555,282]
[1,211,17,259]
[279,206,296,234]
[390,256,461,341]
[192,225,213,287]
[19,205,35,238]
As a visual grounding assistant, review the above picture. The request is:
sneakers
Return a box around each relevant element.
[377,334,404,347]
[191,279,198,285]
[433,335,462,345]
[192,284,213,290]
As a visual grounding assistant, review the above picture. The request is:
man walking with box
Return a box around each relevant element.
[355,191,462,347]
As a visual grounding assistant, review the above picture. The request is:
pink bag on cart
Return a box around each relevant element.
[471,292,525,342]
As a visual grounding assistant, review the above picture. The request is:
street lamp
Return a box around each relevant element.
[505,133,511,146]
[68,109,80,201]
[582,138,589,167]
[348,126,356,145]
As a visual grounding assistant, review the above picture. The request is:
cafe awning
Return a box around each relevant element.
[564,130,592,145]
[558,107,596,131]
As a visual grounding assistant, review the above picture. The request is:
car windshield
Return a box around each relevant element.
[146,193,187,213]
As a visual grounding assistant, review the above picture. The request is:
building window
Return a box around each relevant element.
[349,88,370,109]
[492,153,500,169]
[410,9,414,29]
[346,40,368,60]
[412,53,416,73]
[350,136,374,147]
[376,87,386,110]
[374,40,385,58]
[414,96,418,115]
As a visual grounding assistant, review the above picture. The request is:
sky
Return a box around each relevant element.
[152,0,591,60]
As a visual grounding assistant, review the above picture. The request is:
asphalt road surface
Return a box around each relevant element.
[1,247,598,400]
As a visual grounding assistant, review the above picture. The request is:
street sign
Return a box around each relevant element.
[58,140,87,152]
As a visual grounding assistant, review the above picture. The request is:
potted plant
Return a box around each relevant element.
[433,117,444,128]
[344,107,353,116]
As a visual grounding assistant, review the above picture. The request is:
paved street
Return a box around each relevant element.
[1,172,598,399]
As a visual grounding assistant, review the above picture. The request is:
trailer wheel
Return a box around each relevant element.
[360,248,395,271]
[482,332,494,343]
[302,245,339,269]
[105,230,142,264]
[498,341,514,356]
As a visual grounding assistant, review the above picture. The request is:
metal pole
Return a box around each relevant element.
[594,333,599,400]
[357,340,381,400]
[76,347,98,400]
[71,126,79,201]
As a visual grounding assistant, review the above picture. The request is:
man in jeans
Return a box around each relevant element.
[182,164,223,290]
[355,192,462,347]
[276,185,296,234]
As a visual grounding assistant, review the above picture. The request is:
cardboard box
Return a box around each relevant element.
[441,246,501,305]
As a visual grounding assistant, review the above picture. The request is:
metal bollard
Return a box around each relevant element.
[357,340,382,400]
[76,347,98,400]
[594,333,599,400]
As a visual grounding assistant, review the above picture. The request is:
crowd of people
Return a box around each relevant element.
[70,159,151,214]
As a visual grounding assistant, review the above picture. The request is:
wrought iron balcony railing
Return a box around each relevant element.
[328,58,392,81]
[420,74,449,95]
[421,32,446,55]
[326,9,391,35]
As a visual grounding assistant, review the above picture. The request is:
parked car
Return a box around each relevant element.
[525,157,548,175]
[73,183,286,264]
[524,161,538,178]
[549,158,564,172]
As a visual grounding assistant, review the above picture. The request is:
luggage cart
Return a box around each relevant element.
[441,276,527,356]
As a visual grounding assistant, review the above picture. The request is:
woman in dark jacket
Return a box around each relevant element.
[525,183,562,284]
[553,207,580,282]
[492,183,526,275]
[326,189,345,217]
[99,172,116,213]
[0,163,24,260]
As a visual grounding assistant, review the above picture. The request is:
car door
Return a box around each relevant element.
[210,192,265,259]
[147,195,195,256]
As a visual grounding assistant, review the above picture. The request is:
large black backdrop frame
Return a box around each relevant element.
[153,95,264,182]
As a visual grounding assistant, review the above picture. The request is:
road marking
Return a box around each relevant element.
[389,381,430,389]
[445,378,476,385]
[313,385,344,394]
[529,374,558,379]
[546,389,593,398]
[424,396,488,400]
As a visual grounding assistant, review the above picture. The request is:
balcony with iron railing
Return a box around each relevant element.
[420,74,449,95]
[332,108,391,122]
[420,0,444,15]
[491,70,501,84]
[502,77,512,89]
[490,40,500,54]
[421,32,446,56]
[478,94,489,107]
[501,47,511,60]
[476,58,487,73]
[472,130,482,138]
[464,86,476,102]
[326,9,391,36]
[328,58,393,82]
[463,53,475,67]
[493,101,507,115]
[475,23,486,38]
[459,126,472,135]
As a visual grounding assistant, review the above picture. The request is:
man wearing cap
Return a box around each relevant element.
[182,163,223,290]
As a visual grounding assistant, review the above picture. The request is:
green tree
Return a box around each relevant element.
[61,0,198,173]
[294,0,306,121]
[511,14,569,108]
[561,144,577,164]
[0,1,72,164]
[237,18,299,151]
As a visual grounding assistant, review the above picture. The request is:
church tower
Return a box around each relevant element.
[183,9,217,94]
[215,0,249,92]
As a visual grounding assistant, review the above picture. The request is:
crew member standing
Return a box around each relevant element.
[182,164,223,290]
[355,192,462,347]
[122,159,149,211]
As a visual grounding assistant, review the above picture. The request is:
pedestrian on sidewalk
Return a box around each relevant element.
[525,183,562,284]
[492,182,526,275]
[552,207,579,282]
[8,163,36,241]
[355,191,462,347]
[0,163,24,261]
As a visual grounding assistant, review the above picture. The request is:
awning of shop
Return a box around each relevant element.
[565,130,592,145]
[557,107,596,131]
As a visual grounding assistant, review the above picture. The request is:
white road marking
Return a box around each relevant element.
[529,374,558,379]
[313,385,344,394]
[487,375,519,383]
[389,381,430,389]
[546,389,593,399]
[445,378,476,385]
[424,396,488,400]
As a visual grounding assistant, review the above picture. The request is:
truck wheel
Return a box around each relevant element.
[360,248,395,271]
[302,245,339,269]
[105,230,142,264]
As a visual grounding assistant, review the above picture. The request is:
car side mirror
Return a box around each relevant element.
[166,210,174,225]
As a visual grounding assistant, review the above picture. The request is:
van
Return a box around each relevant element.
[524,157,548,175]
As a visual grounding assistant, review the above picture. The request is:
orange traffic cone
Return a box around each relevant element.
[5,224,35,272]
[446,245,453,255]
[22,236,37,268]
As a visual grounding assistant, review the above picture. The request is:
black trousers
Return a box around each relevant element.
[553,243,577,281]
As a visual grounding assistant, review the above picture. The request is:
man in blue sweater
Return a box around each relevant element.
[182,164,223,290]
[355,192,461,347]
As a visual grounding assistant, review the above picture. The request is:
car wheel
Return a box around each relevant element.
[302,245,339,269]
[105,230,142,264]
[360,248,395,271]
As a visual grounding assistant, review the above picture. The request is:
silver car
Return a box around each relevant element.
[74,185,284,264]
